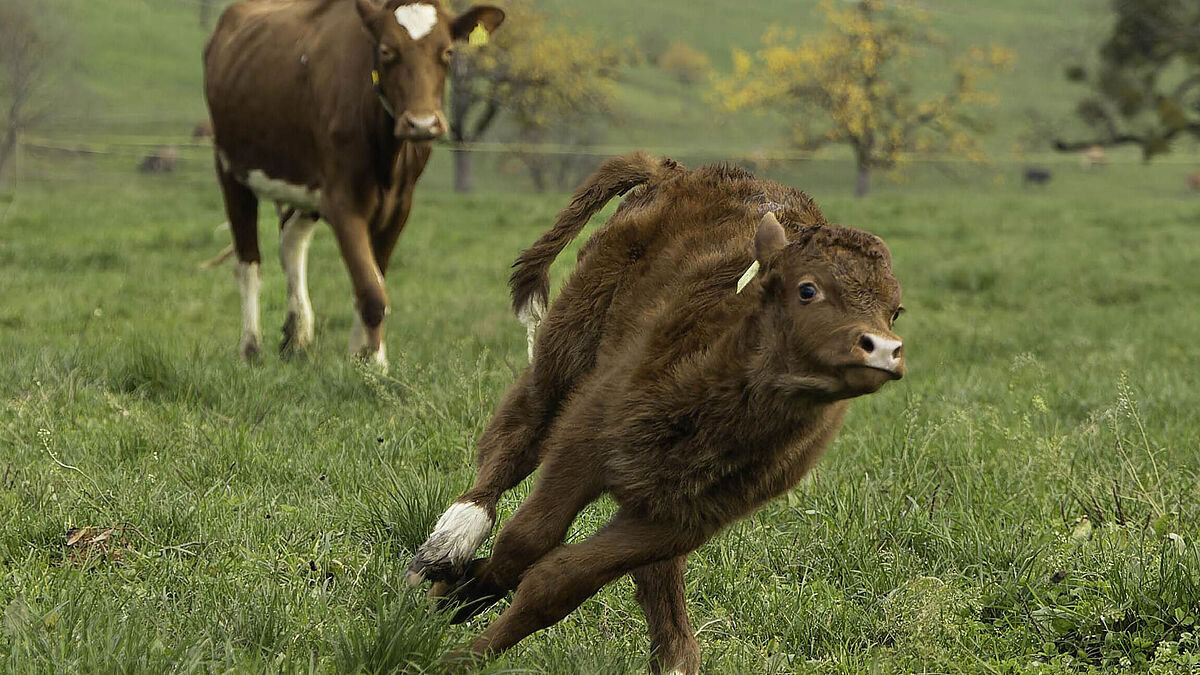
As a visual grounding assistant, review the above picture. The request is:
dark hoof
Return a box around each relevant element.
[240,339,263,365]
[431,559,506,624]
[279,313,310,359]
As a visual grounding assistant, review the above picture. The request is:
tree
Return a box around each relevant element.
[1055,0,1200,158]
[446,0,621,192]
[0,0,62,188]
[715,0,1013,196]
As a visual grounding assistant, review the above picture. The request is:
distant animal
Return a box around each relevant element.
[407,154,907,672]
[1080,145,1107,170]
[1023,166,1052,186]
[1187,172,1200,192]
[191,120,214,141]
[203,0,505,365]
[138,146,179,173]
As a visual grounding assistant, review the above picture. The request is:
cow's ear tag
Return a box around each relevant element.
[469,23,490,46]
[371,70,381,85]
[735,260,760,294]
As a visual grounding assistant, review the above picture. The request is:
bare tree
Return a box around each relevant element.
[0,0,60,188]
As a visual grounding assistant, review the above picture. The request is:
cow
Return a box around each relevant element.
[1080,144,1107,170]
[406,154,907,672]
[1187,172,1200,192]
[203,0,505,366]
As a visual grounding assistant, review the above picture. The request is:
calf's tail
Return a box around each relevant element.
[509,153,679,357]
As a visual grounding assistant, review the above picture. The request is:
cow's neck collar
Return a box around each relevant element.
[370,51,396,120]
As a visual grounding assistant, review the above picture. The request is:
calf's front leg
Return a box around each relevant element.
[465,511,705,660]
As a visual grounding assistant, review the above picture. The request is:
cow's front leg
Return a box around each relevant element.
[633,556,701,675]
[328,206,388,371]
[278,209,320,356]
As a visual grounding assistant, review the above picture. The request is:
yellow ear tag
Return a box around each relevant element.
[371,70,380,85]
[468,23,490,46]
[735,260,760,294]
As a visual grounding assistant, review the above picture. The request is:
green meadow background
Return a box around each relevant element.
[2,0,1199,673]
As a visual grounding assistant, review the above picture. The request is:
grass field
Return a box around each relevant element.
[3,0,1200,672]
[2,165,1200,673]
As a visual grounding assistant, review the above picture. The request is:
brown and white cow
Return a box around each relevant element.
[408,154,906,671]
[203,0,504,366]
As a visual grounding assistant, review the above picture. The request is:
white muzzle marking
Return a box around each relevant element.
[861,333,903,373]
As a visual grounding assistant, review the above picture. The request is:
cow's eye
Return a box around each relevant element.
[441,47,454,65]
[891,307,905,324]
[379,45,397,64]
[799,282,819,302]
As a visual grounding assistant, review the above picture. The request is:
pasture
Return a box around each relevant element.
[3,0,1200,672]
[2,165,1199,673]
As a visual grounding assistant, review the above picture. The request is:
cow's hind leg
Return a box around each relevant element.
[634,556,701,675]
[278,208,320,356]
[216,165,262,363]
[465,511,703,659]
[406,371,568,587]
[432,448,603,623]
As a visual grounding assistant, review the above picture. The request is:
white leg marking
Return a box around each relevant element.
[406,501,493,586]
[279,213,319,349]
[348,307,387,371]
[235,261,261,359]
[516,296,546,362]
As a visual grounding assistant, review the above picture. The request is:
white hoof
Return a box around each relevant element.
[406,502,493,584]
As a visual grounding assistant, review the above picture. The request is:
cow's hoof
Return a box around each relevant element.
[279,313,313,359]
[240,337,263,365]
[353,347,388,374]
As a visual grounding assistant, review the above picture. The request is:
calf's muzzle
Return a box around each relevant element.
[857,332,904,378]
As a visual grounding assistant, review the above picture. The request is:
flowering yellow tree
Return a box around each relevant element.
[715,0,1013,196]
[448,0,622,191]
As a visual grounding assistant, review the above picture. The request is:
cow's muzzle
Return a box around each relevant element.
[395,110,447,140]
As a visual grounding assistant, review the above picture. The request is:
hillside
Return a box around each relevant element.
[18,0,1198,195]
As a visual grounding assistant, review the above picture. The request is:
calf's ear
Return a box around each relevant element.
[452,6,506,41]
[755,212,788,264]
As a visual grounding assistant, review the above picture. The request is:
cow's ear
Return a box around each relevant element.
[451,6,505,42]
[755,212,788,264]
[355,0,383,30]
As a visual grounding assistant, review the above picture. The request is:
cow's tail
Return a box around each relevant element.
[509,153,680,359]
[199,221,234,269]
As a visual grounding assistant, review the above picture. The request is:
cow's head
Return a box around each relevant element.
[749,213,905,399]
[355,0,505,140]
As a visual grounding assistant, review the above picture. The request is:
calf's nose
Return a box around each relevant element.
[858,332,904,378]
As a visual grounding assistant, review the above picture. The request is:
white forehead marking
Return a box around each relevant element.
[394,3,438,40]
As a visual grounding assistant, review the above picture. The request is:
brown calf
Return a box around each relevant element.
[203,0,503,366]
[408,154,907,672]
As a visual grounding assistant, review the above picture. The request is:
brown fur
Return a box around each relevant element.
[203,0,503,360]
[411,154,906,672]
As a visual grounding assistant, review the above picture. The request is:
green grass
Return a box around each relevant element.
[3,0,1200,672]
[2,163,1200,672]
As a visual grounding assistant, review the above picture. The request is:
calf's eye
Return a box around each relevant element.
[891,307,905,324]
[799,282,819,301]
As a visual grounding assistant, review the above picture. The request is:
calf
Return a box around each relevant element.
[1023,166,1052,186]
[203,0,504,366]
[408,154,907,672]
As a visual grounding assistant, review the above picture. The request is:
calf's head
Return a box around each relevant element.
[355,0,505,140]
[751,213,905,398]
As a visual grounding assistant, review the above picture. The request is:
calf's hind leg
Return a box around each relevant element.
[634,556,701,675]
[407,370,557,586]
